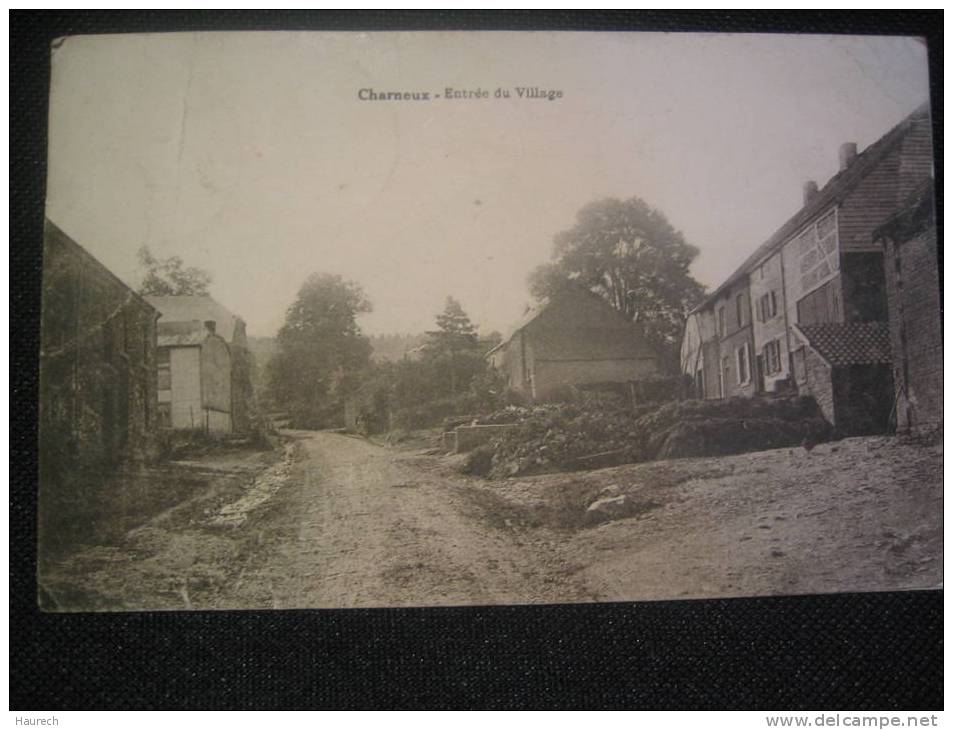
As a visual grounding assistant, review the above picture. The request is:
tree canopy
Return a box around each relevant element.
[424,296,482,395]
[528,197,706,372]
[267,273,372,427]
[425,297,479,355]
[137,246,212,296]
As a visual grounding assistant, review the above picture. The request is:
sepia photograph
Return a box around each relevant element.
[37,30,940,612]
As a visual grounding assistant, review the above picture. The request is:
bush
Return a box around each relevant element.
[390,394,481,431]
[460,445,494,477]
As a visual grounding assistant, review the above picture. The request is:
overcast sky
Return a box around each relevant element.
[46,31,930,337]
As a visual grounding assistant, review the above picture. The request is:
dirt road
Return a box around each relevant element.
[214,431,591,609]
[42,429,941,611]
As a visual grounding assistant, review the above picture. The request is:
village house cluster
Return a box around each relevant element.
[39,220,254,480]
[39,103,939,486]
[679,104,938,435]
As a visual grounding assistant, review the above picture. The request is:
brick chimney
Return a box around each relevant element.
[204,320,216,335]
[839,142,858,171]
[803,180,819,206]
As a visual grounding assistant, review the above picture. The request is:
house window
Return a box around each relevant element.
[758,291,778,321]
[736,294,746,328]
[763,340,782,375]
[157,347,171,391]
[721,356,730,397]
[718,307,726,338]
[736,344,750,385]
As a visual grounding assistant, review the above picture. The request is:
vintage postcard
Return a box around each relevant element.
[38,31,939,611]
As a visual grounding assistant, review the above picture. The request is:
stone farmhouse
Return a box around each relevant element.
[40,220,160,476]
[680,103,935,435]
[487,285,659,401]
[146,295,254,435]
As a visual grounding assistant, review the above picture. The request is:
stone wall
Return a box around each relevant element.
[40,221,159,476]
[803,348,835,426]
[883,216,941,432]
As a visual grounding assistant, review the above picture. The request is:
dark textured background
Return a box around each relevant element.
[10,11,943,710]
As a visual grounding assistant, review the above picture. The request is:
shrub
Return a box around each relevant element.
[460,445,495,477]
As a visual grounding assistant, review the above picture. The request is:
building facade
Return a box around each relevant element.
[154,319,234,433]
[681,104,934,434]
[40,220,160,477]
[875,180,941,433]
[487,286,659,401]
[147,295,254,434]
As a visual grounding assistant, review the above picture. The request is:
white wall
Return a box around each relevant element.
[169,347,202,429]
[749,250,790,391]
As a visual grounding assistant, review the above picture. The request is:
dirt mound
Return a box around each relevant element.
[638,396,832,460]
[474,395,832,478]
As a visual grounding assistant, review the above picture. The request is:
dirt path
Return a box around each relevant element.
[43,430,940,611]
[215,431,589,609]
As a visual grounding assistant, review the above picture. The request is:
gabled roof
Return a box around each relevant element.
[487,285,653,361]
[693,102,931,314]
[44,218,159,315]
[793,322,892,366]
[146,295,244,342]
[529,327,653,361]
[486,298,550,356]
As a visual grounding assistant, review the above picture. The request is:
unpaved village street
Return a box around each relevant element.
[219,431,591,609]
[41,429,941,612]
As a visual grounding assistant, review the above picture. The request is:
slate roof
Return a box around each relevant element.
[692,102,931,314]
[146,295,243,342]
[44,219,159,314]
[794,322,892,366]
[486,298,550,356]
[487,286,655,362]
[530,327,654,361]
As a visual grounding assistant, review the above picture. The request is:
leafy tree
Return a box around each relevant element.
[425,297,482,395]
[267,273,372,428]
[137,246,212,296]
[528,197,706,373]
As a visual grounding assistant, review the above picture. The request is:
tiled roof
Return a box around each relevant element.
[794,322,892,366]
[692,102,931,313]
